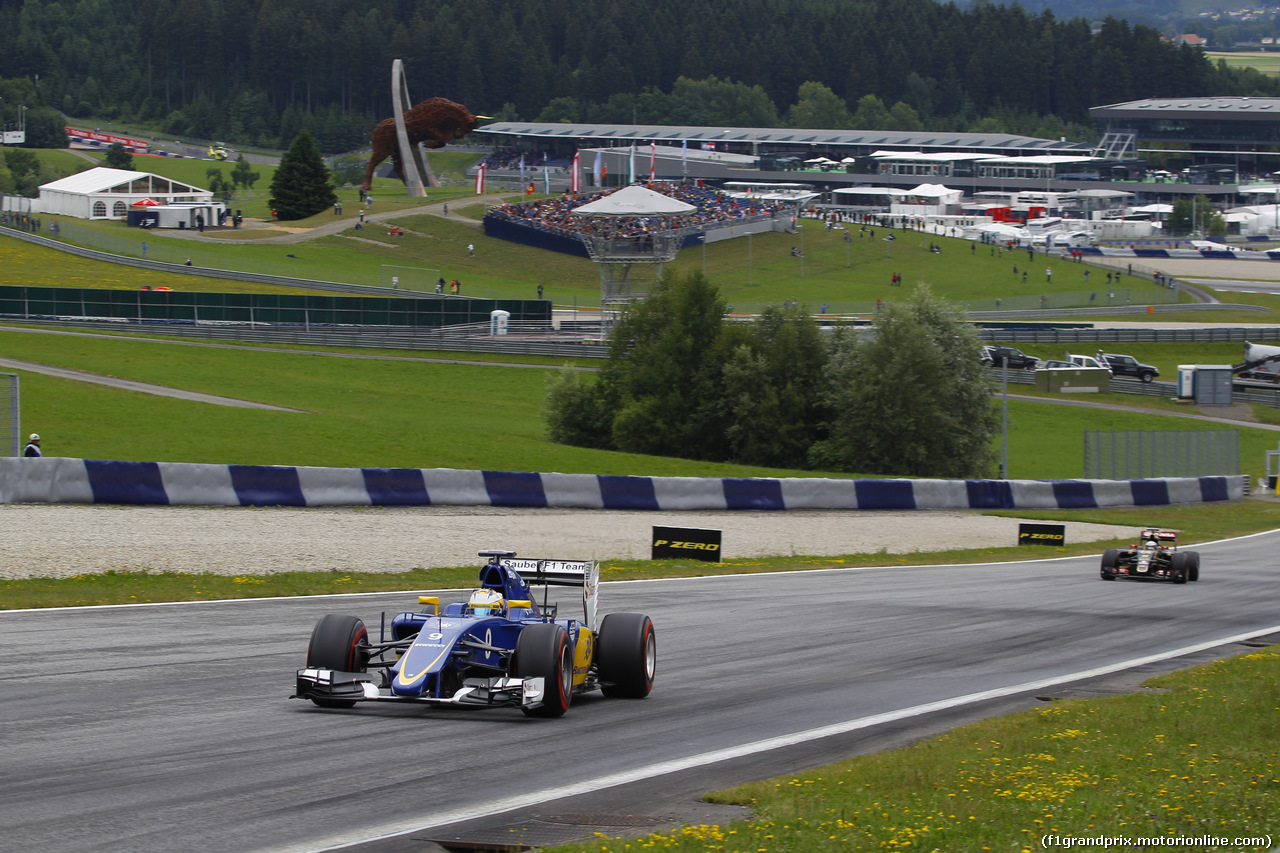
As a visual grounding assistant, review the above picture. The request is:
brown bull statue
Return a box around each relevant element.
[363,97,485,191]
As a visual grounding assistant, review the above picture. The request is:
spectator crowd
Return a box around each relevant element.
[486,181,795,241]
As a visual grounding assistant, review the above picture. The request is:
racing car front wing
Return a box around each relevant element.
[293,668,548,709]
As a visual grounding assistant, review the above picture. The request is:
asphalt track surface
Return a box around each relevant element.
[3,530,1279,853]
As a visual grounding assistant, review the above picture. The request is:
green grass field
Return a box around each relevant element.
[13,211,1180,309]
[11,147,1183,309]
[1206,50,1280,78]
[6,326,1278,482]
[546,645,1279,853]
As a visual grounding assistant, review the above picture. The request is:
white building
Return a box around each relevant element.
[33,167,217,222]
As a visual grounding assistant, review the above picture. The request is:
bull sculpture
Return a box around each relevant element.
[363,97,486,191]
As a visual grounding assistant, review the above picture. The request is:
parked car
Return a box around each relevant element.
[1066,353,1109,370]
[981,345,1037,370]
[1098,352,1160,383]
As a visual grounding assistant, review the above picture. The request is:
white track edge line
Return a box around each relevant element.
[8,526,1278,615]
[284,622,1280,853]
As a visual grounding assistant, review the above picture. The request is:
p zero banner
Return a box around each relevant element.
[1018,523,1066,546]
[652,526,722,562]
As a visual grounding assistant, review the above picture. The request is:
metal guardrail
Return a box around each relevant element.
[981,327,1280,344]
[2,226,412,298]
[0,315,613,358]
[985,366,1280,407]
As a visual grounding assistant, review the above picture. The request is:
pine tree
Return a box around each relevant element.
[268,130,336,221]
[104,142,134,171]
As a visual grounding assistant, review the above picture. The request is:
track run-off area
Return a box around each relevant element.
[2,528,1277,852]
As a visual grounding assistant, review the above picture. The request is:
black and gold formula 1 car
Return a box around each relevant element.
[1100,529,1200,584]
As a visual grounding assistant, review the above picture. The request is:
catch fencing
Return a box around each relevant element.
[980,326,1280,344]
[730,287,1176,317]
[0,285,549,329]
[0,373,17,457]
[1084,428,1240,479]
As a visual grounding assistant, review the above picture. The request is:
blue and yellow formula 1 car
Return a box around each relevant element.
[293,550,656,717]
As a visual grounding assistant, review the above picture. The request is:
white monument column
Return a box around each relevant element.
[390,59,439,195]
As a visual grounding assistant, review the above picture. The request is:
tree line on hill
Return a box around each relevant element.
[1,0,1276,156]
[545,272,998,478]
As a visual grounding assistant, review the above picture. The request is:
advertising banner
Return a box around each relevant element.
[651,526,722,562]
[66,128,149,150]
[1018,523,1066,546]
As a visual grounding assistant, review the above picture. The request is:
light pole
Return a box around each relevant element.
[1001,362,1009,479]
[798,224,804,277]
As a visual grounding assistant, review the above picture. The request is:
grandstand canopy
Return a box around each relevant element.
[479,122,1087,156]
[573,185,696,216]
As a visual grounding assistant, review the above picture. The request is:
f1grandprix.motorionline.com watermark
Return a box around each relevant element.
[1042,835,1273,849]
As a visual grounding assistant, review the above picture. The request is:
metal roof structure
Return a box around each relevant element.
[1090,97,1280,122]
[478,122,1088,155]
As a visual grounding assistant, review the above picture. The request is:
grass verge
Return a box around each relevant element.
[549,646,1279,852]
[6,325,1279,479]
[4,501,1276,611]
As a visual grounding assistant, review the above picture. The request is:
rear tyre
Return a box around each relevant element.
[1187,551,1201,582]
[305,614,369,708]
[1170,552,1189,585]
[1100,548,1119,581]
[514,623,572,718]
[597,613,656,699]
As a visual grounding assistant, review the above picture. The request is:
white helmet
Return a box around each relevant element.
[467,588,505,618]
[29,433,39,442]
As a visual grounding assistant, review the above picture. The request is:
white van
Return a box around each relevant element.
[1050,231,1093,248]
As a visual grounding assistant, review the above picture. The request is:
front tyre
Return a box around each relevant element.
[514,623,572,718]
[305,614,369,708]
[1100,548,1119,581]
[1170,552,1189,585]
[1140,371,1155,383]
[597,613,656,699]
[1186,551,1201,582]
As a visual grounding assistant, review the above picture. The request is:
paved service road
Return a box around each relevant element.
[2,531,1277,853]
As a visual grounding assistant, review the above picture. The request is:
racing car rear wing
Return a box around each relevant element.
[499,557,594,587]
[498,556,600,631]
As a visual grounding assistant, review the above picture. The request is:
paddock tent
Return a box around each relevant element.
[35,168,213,220]
[573,184,696,216]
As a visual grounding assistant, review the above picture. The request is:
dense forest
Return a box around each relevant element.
[1,0,1278,154]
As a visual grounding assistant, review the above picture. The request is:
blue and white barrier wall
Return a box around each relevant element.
[1081,245,1280,262]
[0,458,1242,510]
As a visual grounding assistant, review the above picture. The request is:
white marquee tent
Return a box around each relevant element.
[35,167,215,220]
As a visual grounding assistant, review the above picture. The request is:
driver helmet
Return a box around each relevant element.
[467,588,505,617]
[1146,539,1158,549]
